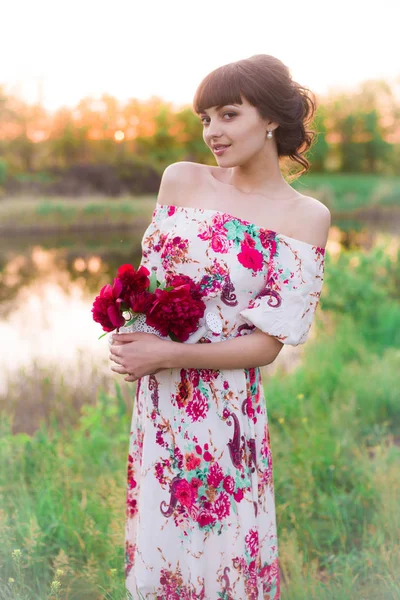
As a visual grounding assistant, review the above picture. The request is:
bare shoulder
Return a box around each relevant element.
[292,194,331,248]
[156,161,204,207]
[161,160,202,181]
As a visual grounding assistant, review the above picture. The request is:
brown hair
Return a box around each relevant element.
[192,54,317,181]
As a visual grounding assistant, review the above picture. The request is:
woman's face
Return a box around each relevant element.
[200,95,276,166]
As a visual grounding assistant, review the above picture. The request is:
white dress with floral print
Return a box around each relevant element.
[125,203,326,600]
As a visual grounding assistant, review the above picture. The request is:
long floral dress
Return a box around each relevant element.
[125,203,326,600]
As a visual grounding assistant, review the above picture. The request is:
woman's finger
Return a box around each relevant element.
[111,363,129,375]
[109,352,122,364]
[109,342,127,364]
[108,335,127,347]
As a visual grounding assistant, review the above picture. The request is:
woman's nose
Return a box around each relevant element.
[206,125,224,143]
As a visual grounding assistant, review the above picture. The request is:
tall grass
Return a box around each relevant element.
[0,242,399,598]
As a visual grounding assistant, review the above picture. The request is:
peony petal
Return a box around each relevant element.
[112,278,123,298]
[117,264,136,277]
[100,283,113,298]
[107,303,125,328]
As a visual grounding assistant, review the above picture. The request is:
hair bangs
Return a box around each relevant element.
[193,65,245,115]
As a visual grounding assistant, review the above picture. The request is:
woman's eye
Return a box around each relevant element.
[201,112,236,125]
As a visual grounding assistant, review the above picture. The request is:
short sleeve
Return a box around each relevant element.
[239,236,326,346]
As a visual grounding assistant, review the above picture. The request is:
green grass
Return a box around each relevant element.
[0,195,155,232]
[293,173,400,213]
[0,241,399,598]
[0,174,399,233]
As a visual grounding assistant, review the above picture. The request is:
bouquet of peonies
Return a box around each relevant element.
[91,264,207,343]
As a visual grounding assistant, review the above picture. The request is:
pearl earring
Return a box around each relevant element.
[267,130,273,139]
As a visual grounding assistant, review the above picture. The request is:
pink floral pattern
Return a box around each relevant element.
[125,204,325,599]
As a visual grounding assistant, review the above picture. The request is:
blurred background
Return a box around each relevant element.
[0,0,399,598]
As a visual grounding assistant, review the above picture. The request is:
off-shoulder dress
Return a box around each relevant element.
[125,203,326,600]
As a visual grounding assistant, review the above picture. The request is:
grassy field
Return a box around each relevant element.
[0,174,399,234]
[0,238,399,598]
[0,195,153,234]
[293,173,400,213]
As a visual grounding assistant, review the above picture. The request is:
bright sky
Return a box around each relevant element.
[2,0,399,113]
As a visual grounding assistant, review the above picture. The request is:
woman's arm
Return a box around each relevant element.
[161,329,283,370]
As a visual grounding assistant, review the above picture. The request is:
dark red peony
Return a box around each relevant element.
[117,264,151,303]
[129,289,156,314]
[91,278,125,332]
[146,283,206,342]
[165,273,206,301]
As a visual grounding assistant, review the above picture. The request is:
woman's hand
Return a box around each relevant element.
[109,332,173,382]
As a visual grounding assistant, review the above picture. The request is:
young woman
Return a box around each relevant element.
[110,54,330,599]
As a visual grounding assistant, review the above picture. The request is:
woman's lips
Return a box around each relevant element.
[213,145,231,155]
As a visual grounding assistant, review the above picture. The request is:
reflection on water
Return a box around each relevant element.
[0,217,398,402]
[0,238,144,400]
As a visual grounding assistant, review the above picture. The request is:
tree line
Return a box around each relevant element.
[0,77,399,196]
